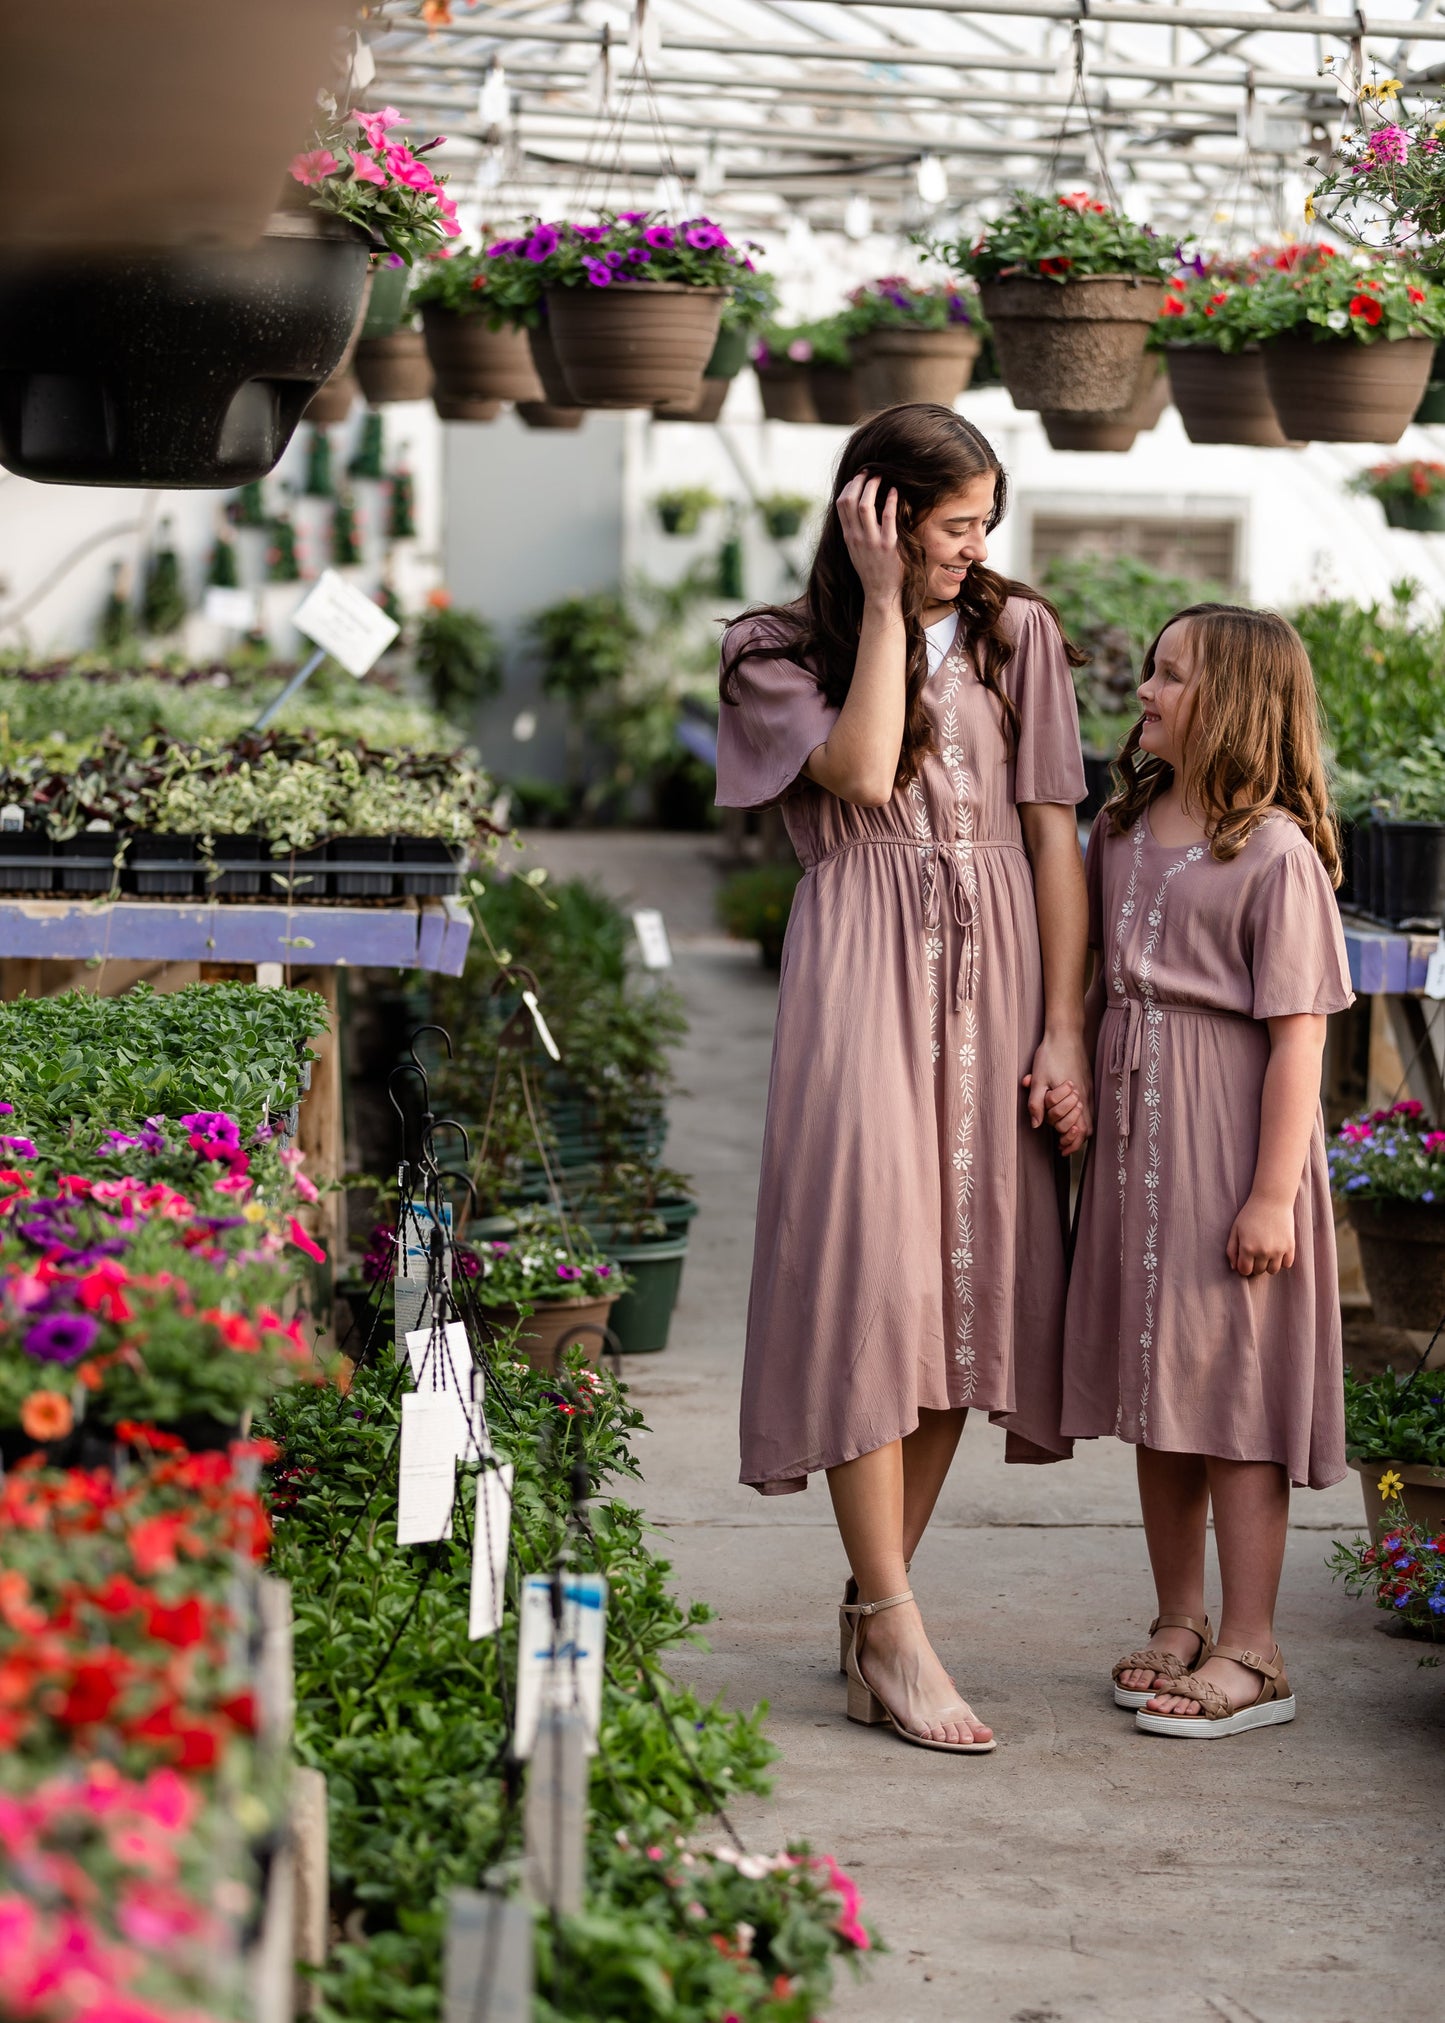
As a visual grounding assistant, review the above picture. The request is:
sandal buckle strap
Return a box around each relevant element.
[840,1588,914,1619]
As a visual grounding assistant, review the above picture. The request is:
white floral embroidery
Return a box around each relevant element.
[935,646,980,1393]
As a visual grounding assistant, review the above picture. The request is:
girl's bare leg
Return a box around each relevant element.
[1117,1446,1211,1692]
[1146,1457,1290,1715]
[901,1406,968,1564]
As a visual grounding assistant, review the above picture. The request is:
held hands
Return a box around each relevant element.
[1026,1036,1094,1157]
[836,472,904,610]
[1226,1193,1296,1277]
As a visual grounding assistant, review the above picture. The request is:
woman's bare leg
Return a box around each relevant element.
[827,1437,992,1744]
[1146,1457,1290,1716]
[1116,1446,1210,1693]
[901,1406,967,1564]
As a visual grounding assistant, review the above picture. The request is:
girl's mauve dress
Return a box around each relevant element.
[716,599,1086,1494]
[1062,809,1353,1489]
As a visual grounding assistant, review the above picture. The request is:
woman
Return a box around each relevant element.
[715,404,1091,1754]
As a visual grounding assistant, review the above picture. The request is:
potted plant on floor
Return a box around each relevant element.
[717,862,804,968]
[1159,256,1299,446]
[1339,1367,1445,1547]
[844,277,984,409]
[462,1208,626,1372]
[1349,458,1445,530]
[1332,1103,1445,1332]
[412,244,545,410]
[925,190,1171,413]
[1330,1497,1445,1636]
[751,326,820,423]
[578,1160,697,1356]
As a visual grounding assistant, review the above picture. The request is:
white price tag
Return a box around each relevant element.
[513,1573,607,1758]
[521,989,562,1062]
[1426,932,1445,1000]
[631,907,673,970]
[203,586,258,629]
[404,1322,487,1459]
[468,1463,513,1640]
[397,1391,459,1544]
[292,568,400,677]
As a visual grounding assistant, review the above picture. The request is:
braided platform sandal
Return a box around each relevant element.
[839,1563,910,1673]
[842,1589,996,1755]
[1134,1643,1295,1739]
[1111,1612,1214,1709]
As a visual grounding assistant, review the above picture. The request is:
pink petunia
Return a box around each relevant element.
[290,148,340,188]
[384,144,437,194]
[355,105,409,150]
[349,149,387,187]
[287,1216,326,1264]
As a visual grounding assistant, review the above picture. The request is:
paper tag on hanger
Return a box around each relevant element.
[468,1463,513,1640]
[631,907,672,970]
[397,1391,458,1543]
[1425,932,1445,999]
[513,1573,607,1758]
[521,990,562,1062]
[405,1322,487,1458]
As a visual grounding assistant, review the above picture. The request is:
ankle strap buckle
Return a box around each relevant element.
[841,1588,914,1619]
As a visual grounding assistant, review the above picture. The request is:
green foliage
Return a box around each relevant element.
[1038,554,1225,734]
[305,428,335,500]
[332,492,361,568]
[0,982,326,1137]
[228,481,268,530]
[1350,458,1445,504]
[528,592,639,705]
[717,864,803,964]
[843,276,982,334]
[1239,249,1445,345]
[411,246,515,322]
[1293,581,1445,777]
[141,531,188,637]
[266,513,301,584]
[928,190,1173,284]
[206,532,240,589]
[1344,1368,1445,1466]
[350,412,387,482]
[756,494,814,540]
[414,599,504,720]
[388,467,417,542]
[654,488,721,536]
[97,565,136,655]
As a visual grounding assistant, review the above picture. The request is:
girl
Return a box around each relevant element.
[1051,604,1352,1738]
[715,404,1090,1756]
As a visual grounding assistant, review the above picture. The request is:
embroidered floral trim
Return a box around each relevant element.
[937,646,980,1392]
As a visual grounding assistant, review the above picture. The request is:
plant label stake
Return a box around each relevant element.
[513,1573,607,1759]
[443,1888,532,2023]
[203,585,258,629]
[251,568,400,729]
[468,1461,513,1640]
[522,1705,588,1916]
[631,906,673,970]
[1426,931,1445,1000]
[396,1391,459,1543]
[520,989,561,1063]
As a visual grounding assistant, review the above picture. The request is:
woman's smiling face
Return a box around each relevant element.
[915,474,996,611]
[1137,618,1201,770]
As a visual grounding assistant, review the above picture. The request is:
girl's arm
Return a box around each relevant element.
[1227,1013,1328,1276]
[1045,955,1105,1154]
[802,474,907,808]
[1020,803,1093,1140]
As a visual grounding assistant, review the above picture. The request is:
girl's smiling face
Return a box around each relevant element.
[1137,618,1201,770]
[916,474,996,614]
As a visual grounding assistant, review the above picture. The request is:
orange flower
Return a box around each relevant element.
[426,586,453,609]
[20,1390,73,1441]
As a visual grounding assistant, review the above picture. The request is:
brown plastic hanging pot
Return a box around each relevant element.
[354,329,434,405]
[544,282,725,409]
[1040,353,1168,452]
[808,364,866,425]
[433,393,502,422]
[517,401,585,430]
[979,274,1167,414]
[421,306,545,404]
[653,377,730,422]
[850,326,982,411]
[1166,343,1296,447]
[755,361,818,423]
[302,370,360,426]
[527,315,576,405]
[1261,333,1435,444]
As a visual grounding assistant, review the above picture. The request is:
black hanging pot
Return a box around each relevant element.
[0,205,370,487]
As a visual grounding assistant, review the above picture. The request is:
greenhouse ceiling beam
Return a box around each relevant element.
[367,15,1339,90]
[756,0,1445,39]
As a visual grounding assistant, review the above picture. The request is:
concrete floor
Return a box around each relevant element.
[523,832,1445,2023]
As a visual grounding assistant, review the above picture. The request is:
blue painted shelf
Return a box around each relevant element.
[0,896,472,975]
[1342,915,1437,997]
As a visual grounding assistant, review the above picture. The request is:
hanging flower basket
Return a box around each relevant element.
[1040,352,1169,452]
[754,359,818,423]
[1166,343,1295,447]
[517,400,585,430]
[808,365,865,425]
[1264,333,1435,444]
[526,316,576,405]
[303,367,360,426]
[360,261,411,340]
[704,324,752,380]
[851,327,981,409]
[653,377,730,422]
[0,206,369,486]
[545,282,725,409]
[1349,458,1445,531]
[1332,1107,1445,1326]
[433,393,501,423]
[420,306,544,404]
[355,329,434,405]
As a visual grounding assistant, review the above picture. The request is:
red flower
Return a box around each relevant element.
[128,1513,189,1576]
[1038,256,1072,276]
[218,1689,258,1733]
[143,1595,206,1649]
[1160,296,1186,317]
[287,1215,326,1264]
[60,1659,125,1726]
[1408,285,1426,304]
[115,1422,185,1453]
[1350,293,1384,325]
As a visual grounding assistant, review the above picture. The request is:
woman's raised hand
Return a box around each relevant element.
[836,472,903,610]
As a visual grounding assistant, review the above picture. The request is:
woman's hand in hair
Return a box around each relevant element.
[835,472,904,611]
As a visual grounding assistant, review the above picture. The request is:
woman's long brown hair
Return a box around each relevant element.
[1106,602,1342,886]
[719,402,1084,790]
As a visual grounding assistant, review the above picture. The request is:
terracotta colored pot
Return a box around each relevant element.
[1349,1457,1445,1548]
[979,274,1167,414]
[527,317,575,405]
[1348,1199,1445,1329]
[517,400,585,430]
[755,361,818,423]
[421,306,544,404]
[544,282,725,409]
[1040,353,1168,453]
[809,364,866,425]
[1262,333,1434,445]
[0,207,370,485]
[1166,343,1295,447]
[433,393,502,423]
[302,370,359,425]
[653,376,729,422]
[480,1296,617,1373]
[354,328,434,405]
[851,326,981,411]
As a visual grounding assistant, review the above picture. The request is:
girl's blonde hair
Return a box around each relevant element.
[1105,602,1342,887]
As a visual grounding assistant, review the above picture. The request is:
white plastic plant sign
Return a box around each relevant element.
[293,568,399,677]
[513,1572,607,1758]
[468,1462,513,1640]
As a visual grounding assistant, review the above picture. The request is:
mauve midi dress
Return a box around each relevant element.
[716,597,1086,1494]
[1062,810,1353,1489]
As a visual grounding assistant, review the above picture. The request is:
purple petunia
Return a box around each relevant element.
[617,209,649,224]
[604,248,629,268]
[24,1311,99,1365]
[0,1135,37,1158]
[179,1110,240,1148]
[487,238,525,259]
[685,224,726,250]
[557,1264,582,1281]
[627,246,651,263]
[596,1263,612,1277]
[572,224,609,243]
[0,1102,12,1115]
[524,224,559,263]
[584,260,613,287]
[643,224,676,251]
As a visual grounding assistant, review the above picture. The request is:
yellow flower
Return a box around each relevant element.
[1379,1468,1405,1500]
[1304,194,1316,223]
[243,1200,267,1223]
[1362,77,1403,100]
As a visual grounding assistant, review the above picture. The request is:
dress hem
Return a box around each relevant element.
[1062,1423,1347,1493]
[742,1405,1072,1495]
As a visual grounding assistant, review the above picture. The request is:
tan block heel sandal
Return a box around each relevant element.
[1110,1613,1214,1709]
[839,1563,909,1674]
[842,1589,996,1755]
[1134,1644,1296,1739]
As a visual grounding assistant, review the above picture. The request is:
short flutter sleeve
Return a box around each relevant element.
[1001,598,1087,808]
[1248,838,1355,1020]
[715,622,838,811]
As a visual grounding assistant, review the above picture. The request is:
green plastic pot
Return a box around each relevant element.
[1383,493,1445,531]
[704,324,751,380]
[603,1235,689,1353]
[362,261,409,339]
[657,1194,699,1237]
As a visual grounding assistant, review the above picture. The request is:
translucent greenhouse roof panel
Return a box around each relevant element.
[362,1,1445,241]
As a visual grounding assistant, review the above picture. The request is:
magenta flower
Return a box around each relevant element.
[684,222,727,250]
[596,1263,612,1277]
[0,1102,12,1115]
[572,224,609,242]
[584,260,613,287]
[0,1135,36,1158]
[349,149,387,188]
[1367,125,1411,167]
[290,148,340,188]
[384,144,437,194]
[355,105,409,150]
[24,1311,99,1365]
[556,1264,582,1281]
[180,1110,240,1148]
[786,338,814,363]
[627,246,652,263]
[487,237,525,258]
[643,224,676,250]
[618,209,649,224]
[603,249,629,268]
[524,224,560,263]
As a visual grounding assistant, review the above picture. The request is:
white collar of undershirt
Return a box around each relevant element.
[924,608,961,676]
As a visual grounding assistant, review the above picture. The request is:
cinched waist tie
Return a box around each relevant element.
[809,834,1026,1011]
[1103,997,1249,1141]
